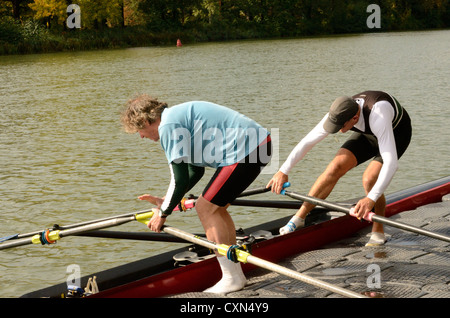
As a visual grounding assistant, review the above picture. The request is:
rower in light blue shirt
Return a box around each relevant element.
[159,101,270,168]
[121,95,272,294]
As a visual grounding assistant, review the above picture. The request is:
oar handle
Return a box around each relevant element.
[238,182,291,197]
[349,208,375,222]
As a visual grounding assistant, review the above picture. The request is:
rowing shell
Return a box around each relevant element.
[21,177,450,298]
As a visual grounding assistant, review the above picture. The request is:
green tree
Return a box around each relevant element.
[28,0,66,28]
[139,0,202,31]
[77,0,124,29]
[1,0,33,19]
[123,0,146,26]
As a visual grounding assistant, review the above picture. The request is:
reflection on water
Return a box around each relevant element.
[1,30,449,297]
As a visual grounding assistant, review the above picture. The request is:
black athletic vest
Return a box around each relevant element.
[351,91,404,135]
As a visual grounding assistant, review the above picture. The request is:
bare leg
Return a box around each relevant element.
[279,148,358,235]
[195,196,236,248]
[362,161,385,234]
[297,148,357,219]
[196,195,246,293]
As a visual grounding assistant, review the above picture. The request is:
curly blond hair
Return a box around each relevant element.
[120,94,168,133]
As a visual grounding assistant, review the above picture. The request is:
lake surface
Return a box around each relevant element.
[1,30,449,297]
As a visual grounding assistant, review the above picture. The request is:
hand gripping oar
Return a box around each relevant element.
[284,190,450,243]
[160,225,366,298]
[237,182,291,197]
[0,211,155,250]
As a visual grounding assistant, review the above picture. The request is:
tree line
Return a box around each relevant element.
[1,0,449,54]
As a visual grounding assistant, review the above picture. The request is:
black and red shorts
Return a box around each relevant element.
[202,135,272,207]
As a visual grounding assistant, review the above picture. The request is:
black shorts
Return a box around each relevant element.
[202,135,272,207]
[341,110,411,165]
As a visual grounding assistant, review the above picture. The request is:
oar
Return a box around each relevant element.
[182,182,292,210]
[75,230,205,243]
[0,207,156,243]
[284,190,450,243]
[237,182,289,197]
[239,182,292,198]
[0,184,291,245]
[160,225,367,298]
[232,198,303,209]
[150,182,292,213]
[0,211,154,250]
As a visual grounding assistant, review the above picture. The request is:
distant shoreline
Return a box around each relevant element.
[2,25,449,56]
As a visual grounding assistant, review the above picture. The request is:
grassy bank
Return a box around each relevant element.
[0,18,188,55]
[2,0,449,56]
[1,14,285,55]
[1,15,449,56]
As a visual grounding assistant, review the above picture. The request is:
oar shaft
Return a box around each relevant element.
[245,254,364,298]
[371,215,450,243]
[12,208,154,240]
[57,215,137,237]
[75,230,205,243]
[163,226,217,250]
[237,186,270,197]
[0,236,32,250]
[284,191,348,213]
[237,182,290,198]
[0,217,131,250]
[162,226,366,298]
[284,191,450,243]
[0,212,154,250]
[232,199,303,209]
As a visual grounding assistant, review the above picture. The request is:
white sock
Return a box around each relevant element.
[203,256,246,294]
[365,232,386,246]
[279,215,305,235]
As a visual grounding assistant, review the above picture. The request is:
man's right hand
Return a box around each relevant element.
[266,171,289,194]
